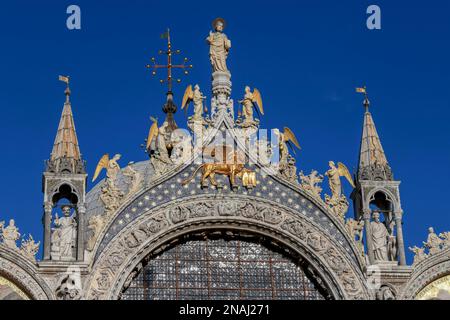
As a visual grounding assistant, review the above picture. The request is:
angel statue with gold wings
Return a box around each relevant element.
[92,154,124,214]
[146,117,171,162]
[325,161,355,202]
[92,154,122,183]
[238,86,264,126]
[181,84,207,122]
[275,127,301,165]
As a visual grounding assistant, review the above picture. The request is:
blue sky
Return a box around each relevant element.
[0,1,449,263]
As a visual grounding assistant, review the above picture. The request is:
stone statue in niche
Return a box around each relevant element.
[377,211,398,261]
[51,205,77,261]
[370,212,389,261]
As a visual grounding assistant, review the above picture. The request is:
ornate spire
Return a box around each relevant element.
[145,30,192,154]
[46,76,85,174]
[356,87,392,181]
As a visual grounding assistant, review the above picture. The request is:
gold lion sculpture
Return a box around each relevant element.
[182,150,247,189]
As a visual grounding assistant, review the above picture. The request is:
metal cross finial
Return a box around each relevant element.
[146,29,193,93]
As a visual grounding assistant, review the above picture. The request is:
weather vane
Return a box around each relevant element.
[59,75,71,102]
[356,85,370,110]
[146,29,193,93]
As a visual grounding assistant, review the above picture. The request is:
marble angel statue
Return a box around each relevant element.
[147,117,172,174]
[182,84,207,122]
[325,161,355,202]
[92,153,122,183]
[275,127,301,164]
[238,86,264,126]
[92,153,125,214]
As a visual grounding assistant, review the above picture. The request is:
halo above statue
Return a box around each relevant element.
[212,17,226,29]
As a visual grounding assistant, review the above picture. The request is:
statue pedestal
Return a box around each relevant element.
[210,71,234,126]
[212,71,231,97]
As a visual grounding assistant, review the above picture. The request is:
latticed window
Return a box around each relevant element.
[121,235,329,300]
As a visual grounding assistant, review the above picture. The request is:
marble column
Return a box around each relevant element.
[363,209,375,264]
[76,204,86,261]
[394,210,406,266]
[43,202,53,260]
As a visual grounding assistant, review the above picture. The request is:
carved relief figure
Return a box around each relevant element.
[55,273,82,300]
[123,164,142,196]
[170,131,193,165]
[345,218,365,258]
[51,206,77,260]
[376,286,395,300]
[87,215,105,251]
[423,227,442,255]
[206,18,231,72]
[370,212,388,261]
[0,219,20,249]
[238,86,263,126]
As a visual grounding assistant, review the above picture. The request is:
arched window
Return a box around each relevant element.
[121,232,331,300]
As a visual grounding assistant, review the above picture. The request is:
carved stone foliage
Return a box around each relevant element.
[85,199,368,300]
[20,235,40,262]
[409,227,450,266]
[324,194,349,223]
[299,170,324,201]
